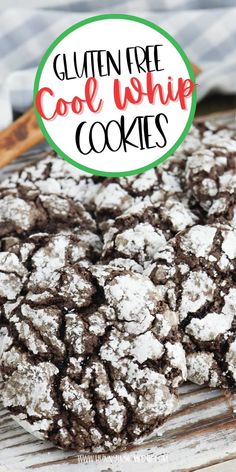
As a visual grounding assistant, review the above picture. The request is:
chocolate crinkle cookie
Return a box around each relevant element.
[93,159,187,229]
[93,121,236,231]
[0,231,101,303]
[185,124,236,227]
[147,224,236,390]
[0,118,236,452]
[91,124,202,226]
[0,264,186,452]
[0,158,101,255]
[0,152,104,214]
[102,199,198,268]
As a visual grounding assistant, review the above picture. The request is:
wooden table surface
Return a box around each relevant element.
[0,105,236,472]
[1,383,236,472]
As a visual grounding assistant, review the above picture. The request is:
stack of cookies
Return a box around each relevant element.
[0,118,235,453]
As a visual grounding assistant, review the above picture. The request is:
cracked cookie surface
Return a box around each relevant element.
[0,118,236,451]
[147,224,236,389]
[185,124,236,228]
[102,199,198,268]
[0,264,186,452]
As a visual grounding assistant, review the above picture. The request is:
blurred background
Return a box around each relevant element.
[0,0,236,128]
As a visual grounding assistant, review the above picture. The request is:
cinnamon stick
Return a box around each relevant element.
[0,107,44,169]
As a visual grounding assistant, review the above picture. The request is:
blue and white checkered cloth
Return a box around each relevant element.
[0,0,236,129]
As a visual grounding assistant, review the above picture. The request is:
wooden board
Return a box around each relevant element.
[0,111,236,472]
[1,383,236,472]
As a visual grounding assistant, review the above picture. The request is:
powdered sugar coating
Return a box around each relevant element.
[0,118,235,450]
[0,153,103,211]
[0,156,98,243]
[186,352,220,387]
[92,134,194,228]
[0,195,45,236]
[148,223,236,389]
[102,200,198,267]
[1,362,59,417]
[185,124,236,228]
[0,264,186,452]
[0,252,27,300]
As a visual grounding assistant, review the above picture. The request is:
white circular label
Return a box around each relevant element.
[34,15,196,176]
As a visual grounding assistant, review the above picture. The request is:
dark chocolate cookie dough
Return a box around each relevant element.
[147,224,236,389]
[185,124,236,227]
[0,152,104,214]
[0,117,236,452]
[0,180,97,240]
[102,199,198,268]
[0,263,186,452]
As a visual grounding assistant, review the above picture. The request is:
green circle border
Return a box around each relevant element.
[34,14,197,177]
